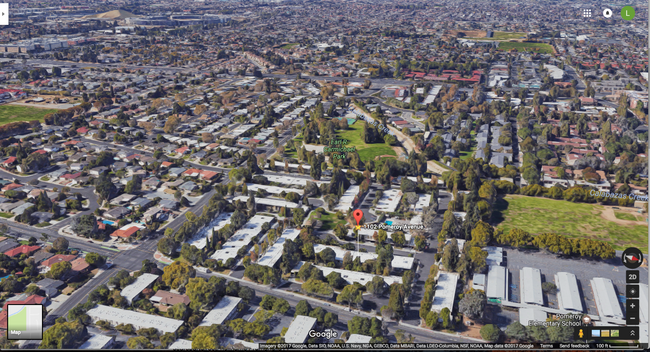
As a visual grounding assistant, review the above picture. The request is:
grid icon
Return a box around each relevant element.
[583,9,592,18]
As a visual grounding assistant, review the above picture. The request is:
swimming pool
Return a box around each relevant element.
[102,220,116,226]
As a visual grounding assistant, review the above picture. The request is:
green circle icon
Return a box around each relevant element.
[621,6,635,20]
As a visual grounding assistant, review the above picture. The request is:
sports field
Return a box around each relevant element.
[498,42,554,54]
[0,105,57,124]
[492,195,647,251]
[336,121,396,163]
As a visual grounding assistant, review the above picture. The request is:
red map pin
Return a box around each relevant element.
[353,209,363,226]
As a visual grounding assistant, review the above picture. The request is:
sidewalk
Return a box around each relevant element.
[398,321,486,343]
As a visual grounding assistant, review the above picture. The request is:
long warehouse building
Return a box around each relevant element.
[591,277,623,319]
[520,267,543,306]
[555,272,583,312]
[486,265,508,302]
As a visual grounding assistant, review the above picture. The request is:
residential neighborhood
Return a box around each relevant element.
[0,0,647,350]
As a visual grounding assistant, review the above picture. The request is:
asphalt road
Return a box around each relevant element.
[45,267,118,323]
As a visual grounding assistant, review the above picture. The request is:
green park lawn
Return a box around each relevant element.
[492,31,527,40]
[281,43,299,49]
[309,210,346,231]
[492,195,647,251]
[336,121,396,163]
[498,42,554,54]
[459,130,477,160]
[0,105,58,124]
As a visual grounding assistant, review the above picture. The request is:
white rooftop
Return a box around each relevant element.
[199,295,242,326]
[312,244,414,270]
[555,272,583,312]
[520,267,543,306]
[169,339,193,349]
[233,196,304,209]
[430,272,459,313]
[486,265,507,301]
[485,246,503,266]
[263,174,326,187]
[246,183,299,195]
[375,189,402,213]
[86,305,184,333]
[284,315,318,344]
[347,334,372,343]
[186,212,232,250]
[209,215,274,262]
[519,308,547,326]
[257,228,301,268]
[296,262,402,286]
[335,185,359,211]
[79,334,113,349]
[591,277,623,319]
[120,273,159,304]
[220,337,259,349]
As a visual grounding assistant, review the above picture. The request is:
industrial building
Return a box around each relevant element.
[199,295,242,326]
[86,305,184,333]
[555,272,583,312]
[520,267,543,306]
[486,265,508,302]
[430,272,459,314]
[591,277,623,320]
[284,315,318,344]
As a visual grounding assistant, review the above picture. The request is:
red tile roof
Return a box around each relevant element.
[4,245,41,257]
[41,254,77,268]
[110,226,139,238]
[2,183,22,191]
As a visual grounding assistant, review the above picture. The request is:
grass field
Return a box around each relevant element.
[336,121,396,163]
[0,105,58,124]
[310,210,346,231]
[460,130,477,160]
[492,31,527,40]
[615,212,638,221]
[498,42,554,54]
[492,195,647,251]
[285,134,303,159]
[281,43,299,49]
